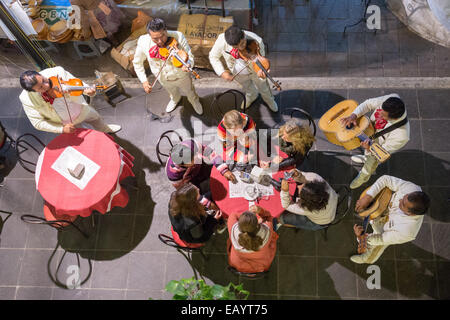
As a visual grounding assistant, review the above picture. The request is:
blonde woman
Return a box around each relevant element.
[261,120,315,170]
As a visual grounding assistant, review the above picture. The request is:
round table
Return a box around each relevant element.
[35,128,134,218]
[210,166,297,219]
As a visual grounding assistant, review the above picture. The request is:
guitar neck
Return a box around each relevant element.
[361,216,370,235]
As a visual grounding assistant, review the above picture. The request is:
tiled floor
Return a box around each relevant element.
[0,86,449,300]
[0,1,448,79]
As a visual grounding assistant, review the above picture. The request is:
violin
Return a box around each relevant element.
[49,76,107,98]
[238,40,282,91]
[158,37,200,79]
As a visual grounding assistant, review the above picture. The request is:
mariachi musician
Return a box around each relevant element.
[351,175,430,264]
[132,18,203,115]
[209,25,278,112]
[341,94,410,189]
[19,67,121,134]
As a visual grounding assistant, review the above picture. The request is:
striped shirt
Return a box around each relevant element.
[217,113,257,162]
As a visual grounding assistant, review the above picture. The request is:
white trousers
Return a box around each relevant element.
[234,72,277,108]
[159,75,200,106]
[75,106,110,132]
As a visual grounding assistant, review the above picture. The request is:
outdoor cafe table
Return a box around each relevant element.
[209,166,297,219]
[35,128,134,220]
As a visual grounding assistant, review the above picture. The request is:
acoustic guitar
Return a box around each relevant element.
[318,100,391,163]
[356,187,393,254]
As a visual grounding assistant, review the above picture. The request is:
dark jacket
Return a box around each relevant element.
[168,199,218,244]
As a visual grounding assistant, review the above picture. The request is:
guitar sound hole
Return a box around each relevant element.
[346,123,354,130]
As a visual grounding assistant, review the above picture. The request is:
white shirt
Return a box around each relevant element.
[132,31,194,84]
[366,175,424,246]
[280,172,338,225]
[353,94,410,154]
[208,30,265,77]
[19,66,90,134]
[230,222,270,253]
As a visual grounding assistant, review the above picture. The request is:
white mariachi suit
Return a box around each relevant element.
[353,94,410,179]
[355,175,424,264]
[132,31,200,107]
[209,31,277,110]
[19,67,109,134]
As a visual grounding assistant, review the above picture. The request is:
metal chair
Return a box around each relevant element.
[210,89,247,117]
[321,186,352,241]
[156,130,184,166]
[158,233,207,281]
[274,107,316,137]
[0,209,12,246]
[227,266,269,280]
[14,133,46,174]
[20,214,89,239]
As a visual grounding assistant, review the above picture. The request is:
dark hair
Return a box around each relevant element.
[407,191,430,215]
[298,180,330,212]
[147,18,166,33]
[169,183,206,221]
[170,140,198,166]
[381,97,405,119]
[19,70,40,92]
[224,25,245,46]
[237,211,263,251]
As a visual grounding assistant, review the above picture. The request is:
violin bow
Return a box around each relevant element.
[56,76,74,124]
[150,49,174,88]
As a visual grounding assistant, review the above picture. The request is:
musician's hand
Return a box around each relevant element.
[355,194,373,212]
[224,171,237,184]
[257,69,266,79]
[361,139,371,151]
[143,81,152,94]
[221,71,234,82]
[341,113,358,128]
[281,179,289,192]
[181,63,191,72]
[63,123,76,134]
[83,87,96,97]
[353,224,364,237]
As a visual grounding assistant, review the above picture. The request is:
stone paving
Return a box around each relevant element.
[0,85,449,300]
[0,0,449,300]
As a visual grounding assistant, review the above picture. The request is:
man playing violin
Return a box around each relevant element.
[341,94,410,189]
[19,67,121,134]
[209,25,278,112]
[351,175,429,264]
[133,18,203,115]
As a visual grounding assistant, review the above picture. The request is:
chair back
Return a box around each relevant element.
[15,133,45,173]
[227,266,268,280]
[156,130,184,165]
[210,89,246,117]
[20,214,88,238]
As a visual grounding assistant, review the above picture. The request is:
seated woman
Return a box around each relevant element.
[260,120,315,170]
[166,139,236,190]
[227,205,279,273]
[168,183,223,244]
[217,110,257,168]
[279,169,338,231]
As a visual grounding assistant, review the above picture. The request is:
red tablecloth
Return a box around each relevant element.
[36,129,134,218]
[210,167,297,219]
